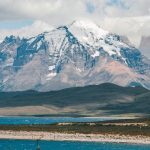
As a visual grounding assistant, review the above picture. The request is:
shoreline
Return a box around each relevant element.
[0,130,150,145]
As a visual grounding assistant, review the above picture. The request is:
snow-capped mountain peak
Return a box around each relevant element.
[0,20,150,91]
[68,20,108,44]
[70,19,107,33]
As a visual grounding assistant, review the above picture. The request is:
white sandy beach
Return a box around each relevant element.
[0,130,150,144]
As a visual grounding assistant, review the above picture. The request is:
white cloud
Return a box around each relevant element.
[0,0,150,49]
[0,0,61,20]
[0,0,149,23]
[101,16,150,47]
[0,20,53,41]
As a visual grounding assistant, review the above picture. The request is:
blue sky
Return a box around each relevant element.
[86,1,96,14]
[86,0,124,14]
[0,20,33,29]
[107,0,129,9]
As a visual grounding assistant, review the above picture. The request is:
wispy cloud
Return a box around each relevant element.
[0,0,149,23]
[0,0,149,48]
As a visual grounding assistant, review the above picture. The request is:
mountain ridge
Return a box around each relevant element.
[0,20,150,91]
[0,83,149,116]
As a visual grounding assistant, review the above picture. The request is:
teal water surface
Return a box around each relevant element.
[0,117,118,125]
[0,140,149,150]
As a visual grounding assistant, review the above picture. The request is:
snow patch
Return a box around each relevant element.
[37,41,42,49]
[48,65,55,71]
[46,72,57,80]
[69,20,108,45]
[76,67,82,72]
[91,51,100,58]
[28,37,36,44]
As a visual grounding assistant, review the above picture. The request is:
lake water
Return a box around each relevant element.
[0,140,149,150]
[0,116,120,125]
[1,116,147,149]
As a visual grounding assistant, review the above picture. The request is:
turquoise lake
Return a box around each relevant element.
[0,140,149,150]
[0,116,119,125]
[0,117,149,149]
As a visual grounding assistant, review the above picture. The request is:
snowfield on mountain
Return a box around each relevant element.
[0,20,150,91]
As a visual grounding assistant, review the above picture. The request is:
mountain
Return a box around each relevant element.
[0,83,149,116]
[0,20,150,91]
[139,36,150,58]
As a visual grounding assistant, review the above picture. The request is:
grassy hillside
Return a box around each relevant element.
[0,83,149,116]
